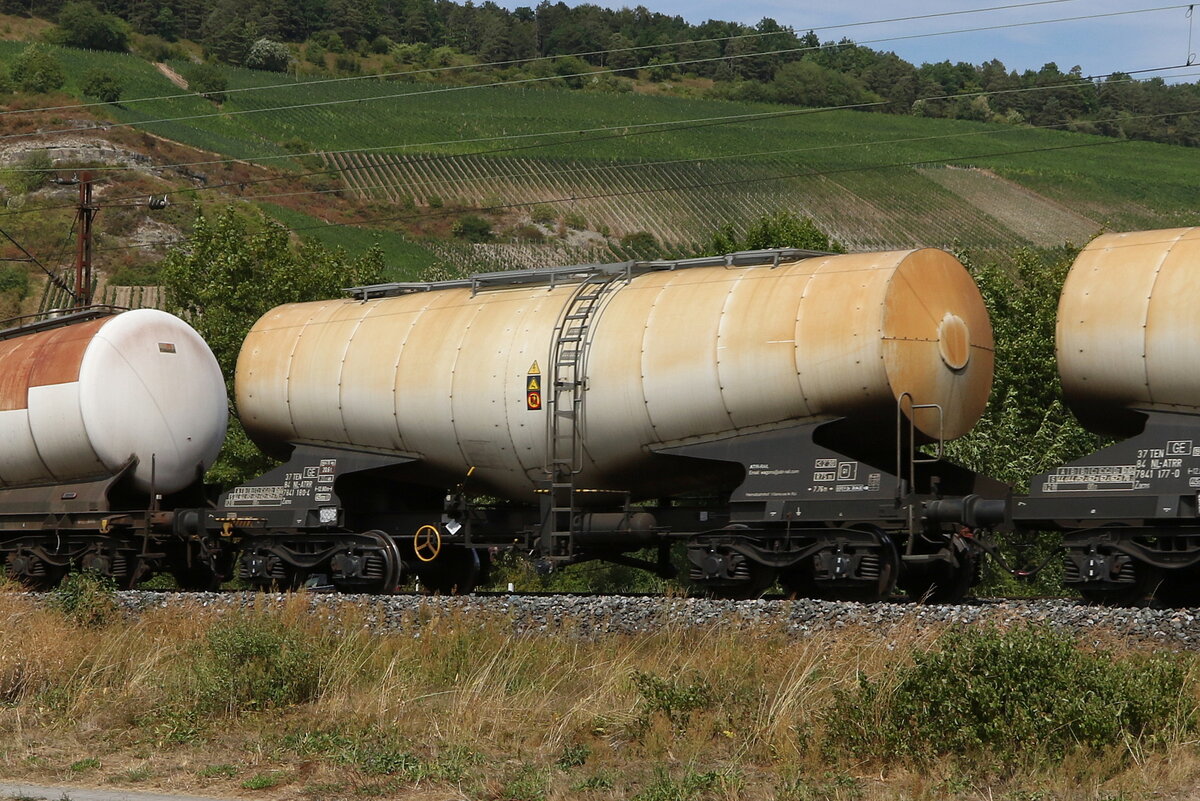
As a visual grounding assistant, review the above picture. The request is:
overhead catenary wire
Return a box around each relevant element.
[0,3,1192,146]
[0,226,75,293]
[0,0,1115,118]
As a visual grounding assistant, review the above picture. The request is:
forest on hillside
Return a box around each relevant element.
[6,0,1200,148]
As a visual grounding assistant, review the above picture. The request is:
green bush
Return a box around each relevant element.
[185,62,227,103]
[11,43,65,94]
[633,768,719,801]
[501,764,548,801]
[52,1,129,51]
[190,615,323,714]
[48,570,120,628]
[303,41,326,66]
[0,265,30,298]
[132,35,180,62]
[81,68,122,103]
[619,230,658,254]
[826,626,1192,765]
[5,150,52,195]
[708,210,844,254]
[530,205,556,225]
[631,670,713,733]
[245,38,290,72]
[451,214,493,243]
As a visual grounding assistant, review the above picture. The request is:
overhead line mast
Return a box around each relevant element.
[74,172,96,308]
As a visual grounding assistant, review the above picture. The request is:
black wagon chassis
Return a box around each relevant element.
[198,401,1009,603]
[1016,410,1200,604]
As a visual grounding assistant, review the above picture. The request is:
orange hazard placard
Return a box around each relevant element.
[526,365,542,409]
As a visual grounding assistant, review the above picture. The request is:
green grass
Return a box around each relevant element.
[256,203,440,281]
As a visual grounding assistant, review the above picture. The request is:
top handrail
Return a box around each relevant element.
[345,247,834,300]
[0,305,127,341]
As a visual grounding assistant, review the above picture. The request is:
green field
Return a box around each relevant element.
[3,41,1199,260]
[257,202,441,281]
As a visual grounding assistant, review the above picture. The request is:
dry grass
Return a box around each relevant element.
[0,589,1198,801]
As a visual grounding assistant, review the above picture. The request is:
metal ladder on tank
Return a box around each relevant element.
[541,269,629,560]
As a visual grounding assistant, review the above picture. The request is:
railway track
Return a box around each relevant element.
[17,589,1199,648]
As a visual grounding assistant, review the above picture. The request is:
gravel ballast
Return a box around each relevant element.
[103,591,1200,648]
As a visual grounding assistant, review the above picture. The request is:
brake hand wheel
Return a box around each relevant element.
[413,524,442,562]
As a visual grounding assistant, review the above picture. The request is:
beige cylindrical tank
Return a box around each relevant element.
[237,249,994,502]
[0,309,228,494]
[1058,227,1200,436]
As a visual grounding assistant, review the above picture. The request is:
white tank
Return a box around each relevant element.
[1058,227,1200,435]
[0,309,228,494]
[237,249,994,501]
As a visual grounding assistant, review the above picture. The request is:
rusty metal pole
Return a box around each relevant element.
[74,171,95,308]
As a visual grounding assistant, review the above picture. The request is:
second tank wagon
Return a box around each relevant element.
[236,247,994,501]
[222,247,1003,600]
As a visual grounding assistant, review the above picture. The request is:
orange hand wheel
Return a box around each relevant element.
[413,524,442,562]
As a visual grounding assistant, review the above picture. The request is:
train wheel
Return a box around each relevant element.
[701,563,777,600]
[811,533,900,603]
[1076,558,1159,606]
[331,531,403,594]
[4,551,66,590]
[417,545,480,595]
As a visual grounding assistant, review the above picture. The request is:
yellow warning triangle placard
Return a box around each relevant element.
[526,376,540,391]
[527,360,541,375]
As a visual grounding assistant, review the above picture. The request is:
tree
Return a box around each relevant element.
[160,207,385,486]
[53,1,129,51]
[11,44,66,94]
[185,62,228,103]
[245,37,291,71]
[200,0,258,64]
[708,210,844,254]
[769,60,878,109]
[947,246,1102,482]
[81,68,122,102]
[944,246,1103,597]
[151,6,181,40]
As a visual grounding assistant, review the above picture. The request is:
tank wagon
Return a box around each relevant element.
[1015,227,1200,605]
[218,246,1006,601]
[0,307,228,588]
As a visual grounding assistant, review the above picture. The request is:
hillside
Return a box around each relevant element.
[0,34,1199,306]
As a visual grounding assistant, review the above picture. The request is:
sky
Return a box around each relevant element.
[526,0,1200,82]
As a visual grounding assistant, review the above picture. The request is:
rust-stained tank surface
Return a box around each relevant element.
[1058,227,1200,436]
[237,248,993,501]
[0,309,228,493]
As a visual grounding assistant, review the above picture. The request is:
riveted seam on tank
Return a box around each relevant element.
[712,267,742,431]
[334,304,370,441]
[1139,229,1186,403]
